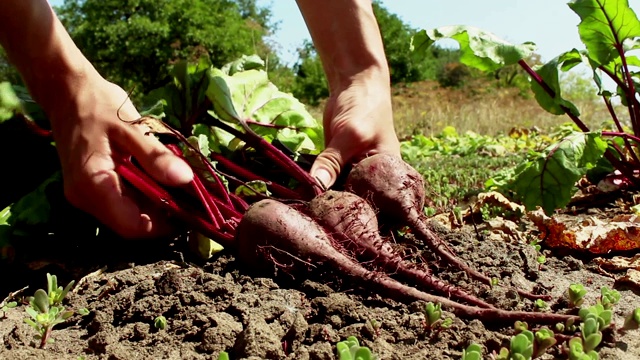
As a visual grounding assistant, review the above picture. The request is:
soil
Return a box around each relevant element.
[0,199,639,360]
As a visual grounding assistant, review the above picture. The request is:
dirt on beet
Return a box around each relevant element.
[0,203,639,360]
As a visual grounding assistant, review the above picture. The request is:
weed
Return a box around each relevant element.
[154,315,167,330]
[422,302,453,331]
[23,273,81,349]
[461,343,483,360]
[336,335,378,360]
[568,284,588,308]
[0,300,16,318]
[534,299,548,311]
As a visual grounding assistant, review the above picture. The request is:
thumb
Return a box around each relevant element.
[310,145,346,189]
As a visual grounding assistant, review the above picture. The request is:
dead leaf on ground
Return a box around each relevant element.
[594,254,640,272]
[618,269,640,288]
[528,209,640,254]
[594,255,640,289]
[464,191,525,221]
[484,217,523,242]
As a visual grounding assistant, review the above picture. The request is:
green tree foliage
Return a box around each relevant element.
[0,47,22,85]
[54,0,277,98]
[289,41,329,106]
[287,1,460,105]
[372,0,456,83]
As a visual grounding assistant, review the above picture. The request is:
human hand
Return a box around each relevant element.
[310,74,400,188]
[47,74,194,239]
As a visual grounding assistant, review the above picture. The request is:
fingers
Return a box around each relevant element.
[110,123,194,186]
[310,139,348,189]
[66,169,162,239]
[310,131,401,189]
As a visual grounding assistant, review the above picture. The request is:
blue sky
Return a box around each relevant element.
[49,0,640,65]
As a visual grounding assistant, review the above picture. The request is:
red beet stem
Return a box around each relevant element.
[113,153,234,245]
[209,116,322,198]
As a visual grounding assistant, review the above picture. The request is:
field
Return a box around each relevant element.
[0,77,639,360]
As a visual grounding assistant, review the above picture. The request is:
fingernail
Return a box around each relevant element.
[138,214,153,233]
[167,159,194,184]
[313,168,332,188]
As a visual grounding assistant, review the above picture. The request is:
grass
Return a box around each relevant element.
[309,78,613,139]
[308,77,617,212]
[410,152,524,212]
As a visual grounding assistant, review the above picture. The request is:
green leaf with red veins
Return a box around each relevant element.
[503,131,608,215]
[410,25,536,72]
[568,0,640,67]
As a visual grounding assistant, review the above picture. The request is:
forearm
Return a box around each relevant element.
[0,1,98,112]
[295,0,390,90]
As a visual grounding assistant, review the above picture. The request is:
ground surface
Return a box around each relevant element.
[0,194,639,360]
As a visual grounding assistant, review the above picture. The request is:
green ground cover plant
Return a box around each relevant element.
[411,0,640,215]
[23,273,85,349]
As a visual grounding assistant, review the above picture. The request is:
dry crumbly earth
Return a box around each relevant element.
[0,197,639,360]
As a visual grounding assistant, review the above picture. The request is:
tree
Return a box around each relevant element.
[372,0,458,83]
[0,47,23,85]
[54,0,277,99]
[289,41,329,106]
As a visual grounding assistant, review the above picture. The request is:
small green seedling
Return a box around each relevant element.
[623,308,640,330]
[580,317,602,353]
[154,315,167,330]
[217,351,230,360]
[45,273,75,307]
[423,302,452,330]
[495,323,555,360]
[598,287,620,310]
[24,288,74,349]
[514,321,528,332]
[368,319,382,337]
[529,238,546,264]
[461,343,483,360]
[533,327,557,358]
[336,336,378,360]
[565,337,599,360]
[512,330,534,360]
[23,273,81,349]
[579,303,613,331]
[1,301,17,318]
[77,308,90,316]
[534,299,548,310]
[568,284,588,307]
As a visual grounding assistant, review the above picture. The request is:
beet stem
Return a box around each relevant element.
[209,151,304,200]
[114,154,234,246]
[208,115,322,198]
[191,174,223,228]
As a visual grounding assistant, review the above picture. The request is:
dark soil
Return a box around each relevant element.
[0,209,639,360]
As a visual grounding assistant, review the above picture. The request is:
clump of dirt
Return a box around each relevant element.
[0,216,639,360]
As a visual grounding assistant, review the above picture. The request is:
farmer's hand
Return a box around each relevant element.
[296,0,399,188]
[310,73,400,188]
[48,75,194,239]
[0,2,193,238]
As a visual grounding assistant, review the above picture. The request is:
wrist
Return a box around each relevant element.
[329,64,391,95]
[29,58,102,115]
